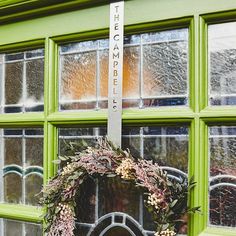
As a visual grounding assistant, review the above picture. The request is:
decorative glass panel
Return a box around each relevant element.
[0,49,44,113]
[209,126,236,227]
[0,218,42,236]
[59,126,188,235]
[59,28,188,111]
[0,128,43,205]
[209,22,236,105]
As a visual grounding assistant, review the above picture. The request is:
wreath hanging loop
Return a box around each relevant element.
[40,138,198,236]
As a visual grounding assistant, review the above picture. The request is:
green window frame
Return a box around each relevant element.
[0,0,235,235]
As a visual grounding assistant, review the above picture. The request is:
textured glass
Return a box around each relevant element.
[60,40,98,53]
[209,22,236,105]
[60,52,96,110]
[99,49,109,99]
[59,29,188,111]
[25,48,44,59]
[25,174,43,205]
[5,52,24,61]
[2,219,42,236]
[3,219,22,236]
[209,126,236,227]
[104,227,132,236]
[4,173,22,204]
[143,136,188,172]
[99,46,140,109]
[4,138,22,166]
[5,62,23,105]
[26,59,44,105]
[143,41,188,98]
[25,138,43,167]
[75,178,96,223]
[25,223,42,236]
[58,126,188,235]
[0,49,44,113]
[1,128,43,205]
[123,46,140,98]
[98,177,140,221]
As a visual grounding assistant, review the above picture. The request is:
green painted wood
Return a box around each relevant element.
[0,204,42,222]
[0,1,235,235]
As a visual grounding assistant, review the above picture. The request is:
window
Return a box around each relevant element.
[0,1,236,236]
[0,49,44,113]
[59,126,189,235]
[59,28,188,110]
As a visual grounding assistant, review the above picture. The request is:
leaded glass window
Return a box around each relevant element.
[0,128,43,206]
[0,218,42,236]
[0,49,44,113]
[209,126,236,227]
[59,28,188,110]
[209,22,236,106]
[59,126,188,235]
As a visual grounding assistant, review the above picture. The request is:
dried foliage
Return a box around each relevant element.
[40,139,199,236]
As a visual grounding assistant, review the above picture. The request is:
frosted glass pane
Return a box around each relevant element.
[25,138,43,167]
[209,126,236,227]
[4,219,22,236]
[26,59,44,103]
[25,223,42,236]
[4,173,22,204]
[2,219,42,236]
[209,22,236,105]
[1,49,44,113]
[143,41,188,97]
[99,49,109,99]
[4,138,22,166]
[123,46,139,98]
[98,177,140,221]
[5,62,23,105]
[59,29,188,111]
[25,174,43,205]
[1,128,43,206]
[60,52,96,110]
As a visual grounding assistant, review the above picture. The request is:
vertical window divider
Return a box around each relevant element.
[139,35,143,109]
[139,127,144,226]
[96,43,100,110]
[22,52,27,113]
[22,129,26,205]
[1,54,5,114]
[190,16,197,112]
[0,129,3,203]
[199,16,208,111]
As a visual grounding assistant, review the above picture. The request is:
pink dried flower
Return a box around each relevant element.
[48,203,75,236]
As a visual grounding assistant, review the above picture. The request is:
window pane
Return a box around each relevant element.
[59,28,188,111]
[0,49,44,113]
[25,59,44,112]
[5,62,23,106]
[209,22,236,105]
[143,30,188,107]
[58,125,188,235]
[209,126,236,227]
[0,128,43,205]
[0,218,42,236]
[60,52,97,110]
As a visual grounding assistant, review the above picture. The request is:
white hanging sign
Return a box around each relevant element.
[107,1,124,147]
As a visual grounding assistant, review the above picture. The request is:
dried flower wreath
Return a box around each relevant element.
[40,139,198,236]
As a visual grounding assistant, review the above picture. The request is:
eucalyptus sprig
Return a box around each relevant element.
[40,138,199,236]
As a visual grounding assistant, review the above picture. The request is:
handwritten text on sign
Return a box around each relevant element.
[107,1,124,147]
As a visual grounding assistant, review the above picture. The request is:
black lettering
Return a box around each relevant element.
[113,34,119,41]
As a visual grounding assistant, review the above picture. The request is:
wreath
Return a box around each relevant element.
[40,139,198,236]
